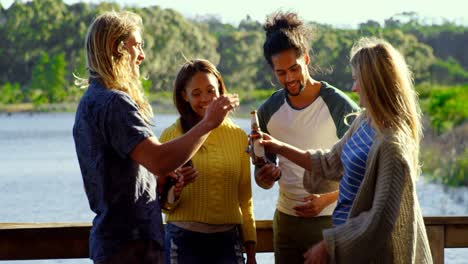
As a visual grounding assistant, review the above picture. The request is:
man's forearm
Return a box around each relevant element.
[131,120,214,177]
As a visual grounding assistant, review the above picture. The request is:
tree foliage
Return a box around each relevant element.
[0,0,466,104]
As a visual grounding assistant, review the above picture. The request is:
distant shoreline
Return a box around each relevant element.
[0,101,255,118]
[0,103,78,113]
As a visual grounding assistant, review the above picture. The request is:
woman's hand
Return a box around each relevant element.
[259,133,285,154]
[260,133,313,171]
[303,240,329,264]
[175,165,199,186]
[172,173,184,200]
[294,191,339,217]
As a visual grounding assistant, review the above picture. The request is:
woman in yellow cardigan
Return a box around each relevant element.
[160,59,256,264]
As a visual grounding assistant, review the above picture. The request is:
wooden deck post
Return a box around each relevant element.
[426,225,445,264]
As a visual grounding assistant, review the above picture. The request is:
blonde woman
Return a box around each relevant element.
[259,37,433,263]
[73,11,238,264]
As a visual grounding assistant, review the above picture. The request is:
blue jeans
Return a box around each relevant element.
[165,223,245,264]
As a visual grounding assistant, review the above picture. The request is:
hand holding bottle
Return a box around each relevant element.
[247,110,267,167]
[159,171,184,210]
[258,133,285,155]
[175,160,198,187]
[255,163,282,187]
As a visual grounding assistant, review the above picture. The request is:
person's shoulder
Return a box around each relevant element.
[375,131,408,162]
[222,118,247,136]
[160,119,183,142]
[88,80,137,110]
[161,119,182,135]
[258,89,286,114]
[77,81,128,113]
[259,89,285,107]
[319,81,343,94]
[319,81,358,108]
[375,135,414,180]
[108,88,136,107]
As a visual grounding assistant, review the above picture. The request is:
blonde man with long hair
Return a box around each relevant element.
[258,37,433,263]
[73,11,238,264]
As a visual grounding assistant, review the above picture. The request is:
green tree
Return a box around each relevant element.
[312,27,358,90]
[358,20,382,35]
[430,58,468,85]
[238,15,262,31]
[0,82,23,104]
[29,52,68,104]
[29,52,50,104]
[47,53,68,102]
[134,7,220,92]
[382,29,435,83]
[217,30,271,91]
[1,0,467,104]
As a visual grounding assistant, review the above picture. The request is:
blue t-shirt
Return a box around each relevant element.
[332,120,375,226]
[73,80,164,261]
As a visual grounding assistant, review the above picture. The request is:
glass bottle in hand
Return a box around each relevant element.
[248,110,267,167]
[161,160,192,209]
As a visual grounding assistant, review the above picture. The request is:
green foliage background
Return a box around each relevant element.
[1,0,467,100]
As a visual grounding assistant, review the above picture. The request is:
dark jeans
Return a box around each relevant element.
[94,240,164,264]
[165,223,245,264]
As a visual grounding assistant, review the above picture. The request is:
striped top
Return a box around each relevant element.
[304,114,432,263]
[332,120,375,226]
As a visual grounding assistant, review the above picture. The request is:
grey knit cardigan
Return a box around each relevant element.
[304,114,433,264]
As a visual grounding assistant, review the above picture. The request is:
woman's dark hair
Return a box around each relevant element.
[173,59,227,133]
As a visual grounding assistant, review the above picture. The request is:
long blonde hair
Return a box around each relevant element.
[77,11,153,123]
[350,37,422,174]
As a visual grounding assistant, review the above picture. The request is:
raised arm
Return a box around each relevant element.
[131,94,238,176]
[259,133,313,170]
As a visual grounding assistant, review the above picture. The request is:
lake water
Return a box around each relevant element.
[1,112,467,263]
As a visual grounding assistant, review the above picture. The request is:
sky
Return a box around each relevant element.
[1,0,467,28]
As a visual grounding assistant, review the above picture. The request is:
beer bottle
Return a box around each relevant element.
[247,110,267,167]
[160,160,192,210]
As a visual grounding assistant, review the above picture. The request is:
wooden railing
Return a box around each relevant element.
[1,217,468,263]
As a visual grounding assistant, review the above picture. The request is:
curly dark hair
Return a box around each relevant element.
[263,11,313,67]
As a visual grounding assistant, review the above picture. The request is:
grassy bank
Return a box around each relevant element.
[0,102,78,113]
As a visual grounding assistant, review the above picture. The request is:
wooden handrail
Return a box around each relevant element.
[1,217,468,263]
